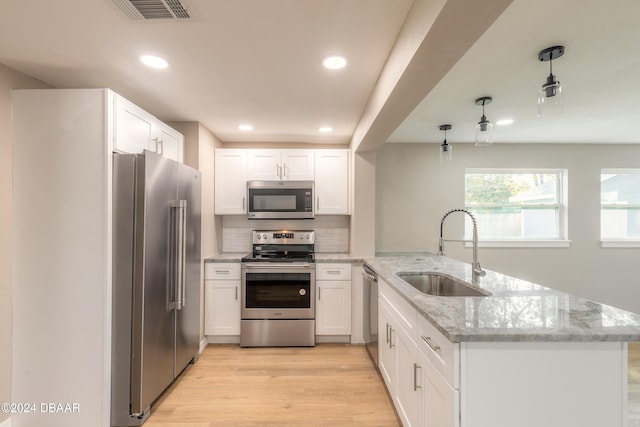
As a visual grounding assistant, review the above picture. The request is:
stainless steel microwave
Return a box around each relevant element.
[247,180,314,220]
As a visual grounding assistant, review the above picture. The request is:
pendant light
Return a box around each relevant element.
[474,97,493,146]
[438,124,452,163]
[537,45,565,118]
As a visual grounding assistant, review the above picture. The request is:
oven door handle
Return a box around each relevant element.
[243,263,312,269]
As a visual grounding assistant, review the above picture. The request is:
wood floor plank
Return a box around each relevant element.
[144,344,400,427]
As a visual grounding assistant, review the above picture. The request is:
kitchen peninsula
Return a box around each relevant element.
[366,253,640,427]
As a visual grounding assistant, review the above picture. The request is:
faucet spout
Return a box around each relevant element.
[438,209,486,282]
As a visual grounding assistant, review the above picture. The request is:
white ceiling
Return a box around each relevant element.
[389,0,640,144]
[1,0,639,146]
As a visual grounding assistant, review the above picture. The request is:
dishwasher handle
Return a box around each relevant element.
[362,265,378,282]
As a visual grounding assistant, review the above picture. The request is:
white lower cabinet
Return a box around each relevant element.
[395,323,421,427]
[316,263,352,336]
[204,263,241,336]
[420,352,459,427]
[378,278,627,427]
[379,279,422,427]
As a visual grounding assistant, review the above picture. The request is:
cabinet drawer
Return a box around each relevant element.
[204,262,241,280]
[379,279,417,338]
[316,263,351,281]
[418,315,459,388]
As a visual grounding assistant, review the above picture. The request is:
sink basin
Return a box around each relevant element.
[396,272,491,297]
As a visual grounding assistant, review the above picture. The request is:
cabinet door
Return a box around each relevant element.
[378,300,396,391]
[315,150,349,214]
[395,324,421,427]
[247,149,281,180]
[156,121,184,162]
[215,149,248,214]
[114,95,154,154]
[282,150,314,180]
[423,354,459,427]
[316,280,351,335]
[204,280,241,335]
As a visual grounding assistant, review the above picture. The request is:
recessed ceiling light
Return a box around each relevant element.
[140,55,168,69]
[238,124,253,131]
[322,56,347,70]
[496,119,514,126]
[318,127,333,133]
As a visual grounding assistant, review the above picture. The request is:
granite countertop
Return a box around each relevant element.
[204,253,362,263]
[365,253,640,343]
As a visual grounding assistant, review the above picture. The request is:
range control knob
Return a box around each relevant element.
[256,234,262,240]
[262,233,268,240]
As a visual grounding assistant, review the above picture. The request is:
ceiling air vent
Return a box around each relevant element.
[111,0,191,20]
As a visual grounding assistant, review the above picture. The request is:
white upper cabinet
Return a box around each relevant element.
[215,148,349,216]
[281,150,315,180]
[214,149,248,215]
[247,149,314,181]
[315,149,349,215]
[156,121,184,163]
[114,94,183,162]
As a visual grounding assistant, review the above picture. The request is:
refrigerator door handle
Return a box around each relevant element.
[171,200,187,310]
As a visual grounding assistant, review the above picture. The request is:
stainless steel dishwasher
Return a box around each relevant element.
[362,265,378,368]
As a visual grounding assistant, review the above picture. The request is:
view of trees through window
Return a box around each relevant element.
[465,170,563,240]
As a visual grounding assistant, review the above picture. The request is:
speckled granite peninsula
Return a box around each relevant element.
[366,252,640,342]
[367,252,639,427]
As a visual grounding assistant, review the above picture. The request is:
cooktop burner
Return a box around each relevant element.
[242,230,315,262]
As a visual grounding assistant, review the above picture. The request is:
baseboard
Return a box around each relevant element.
[316,335,351,344]
[0,415,11,427]
[205,335,240,344]
[199,337,208,354]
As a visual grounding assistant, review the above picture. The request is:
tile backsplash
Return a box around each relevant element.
[222,215,349,253]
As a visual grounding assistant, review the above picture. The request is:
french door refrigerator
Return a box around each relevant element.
[111,150,201,426]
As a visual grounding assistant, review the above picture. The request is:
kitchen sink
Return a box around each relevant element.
[396,272,491,297]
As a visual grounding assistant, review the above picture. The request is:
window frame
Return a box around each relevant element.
[600,168,640,248]
[464,168,570,248]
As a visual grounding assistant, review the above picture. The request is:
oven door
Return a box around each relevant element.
[242,263,315,319]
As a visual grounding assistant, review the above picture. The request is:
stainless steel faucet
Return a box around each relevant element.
[438,209,486,282]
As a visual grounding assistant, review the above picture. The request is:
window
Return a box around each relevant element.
[601,169,640,246]
[464,169,568,246]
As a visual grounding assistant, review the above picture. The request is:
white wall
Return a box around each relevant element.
[376,142,640,315]
[0,64,49,425]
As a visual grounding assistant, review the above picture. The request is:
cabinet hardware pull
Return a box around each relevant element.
[235,286,238,300]
[389,327,395,348]
[215,270,230,274]
[327,270,340,274]
[242,197,245,210]
[414,363,422,391]
[421,335,441,352]
[385,323,390,344]
[283,164,287,178]
[318,287,321,300]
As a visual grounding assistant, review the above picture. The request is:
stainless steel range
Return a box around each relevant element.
[240,230,315,347]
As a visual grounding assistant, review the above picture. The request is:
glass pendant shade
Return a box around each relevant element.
[537,73,563,117]
[439,141,452,163]
[438,124,452,163]
[537,46,565,118]
[474,116,493,146]
[474,97,493,146]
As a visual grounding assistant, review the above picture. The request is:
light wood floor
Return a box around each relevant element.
[144,342,640,427]
[144,344,400,427]
[630,342,640,427]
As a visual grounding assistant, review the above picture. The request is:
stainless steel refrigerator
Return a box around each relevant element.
[111,150,201,426]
